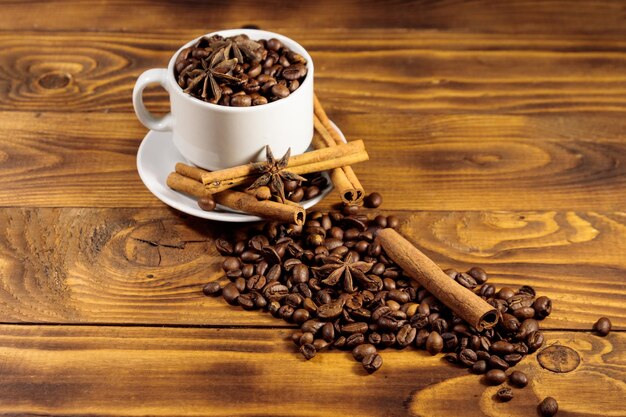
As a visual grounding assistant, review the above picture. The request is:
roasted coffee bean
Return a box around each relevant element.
[313,338,330,351]
[517,285,536,297]
[278,304,295,321]
[352,343,377,361]
[504,353,523,365]
[342,322,369,335]
[396,324,417,347]
[301,319,325,334]
[539,397,559,417]
[484,369,507,385]
[242,264,255,279]
[508,370,528,387]
[426,331,444,355]
[222,257,241,272]
[230,94,252,107]
[300,343,316,360]
[268,300,281,316]
[234,277,246,292]
[346,333,365,348]
[526,331,545,352]
[237,294,256,310]
[467,267,488,284]
[362,353,383,374]
[517,319,540,339]
[198,196,216,211]
[533,296,552,319]
[491,340,515,355]
[441,332,458,351]
[255,295,268,309]
[292,308,310,324]
[456,273,477,289]
[222,283,240,305]
[593,317,612,336]
[497,287,516,300]
[477,284,496,298]
[246,274,267,291]
[430,317,447,333]
[458,349,478,367]
[386,215,400,229]
[333,336,347,349]
[381,332,396,348]
[299,331,315,346]
[202,281,222,296]
[364,192,382,208]
[317,299,345,319]
[476,350,491,361]
[321,322,335,342]
[215,238,234,255]
[507,293,533,310]
[496,387,514,402]
[414,329,429,348]
[500,314,520,333]
[489,355,510,370]
[284,293,303,308]
[471,360,488,374]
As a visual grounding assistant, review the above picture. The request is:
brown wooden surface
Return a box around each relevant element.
[0,1,624,416]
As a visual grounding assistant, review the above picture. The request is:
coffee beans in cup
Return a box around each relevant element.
[174,33,308,106]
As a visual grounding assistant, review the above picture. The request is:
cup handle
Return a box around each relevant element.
[132,68,173,131]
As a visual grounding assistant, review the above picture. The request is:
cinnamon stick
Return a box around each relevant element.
[312,117,364,204]
[313,94,365,204]
[377,228,498,331]
[200,140,367,186]
[166,172,305,225]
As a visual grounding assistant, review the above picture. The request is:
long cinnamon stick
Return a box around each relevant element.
[313,117,363,204]
[377,228,498,331]
[313,94,365,204]
[166,173,305,225]
[200,140,367,186]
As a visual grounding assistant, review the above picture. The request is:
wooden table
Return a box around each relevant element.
[0,1,624,416]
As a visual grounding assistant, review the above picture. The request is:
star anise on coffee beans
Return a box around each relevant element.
[247,146,307,203]
[208,35,265,63]
[183,49,241,102]
[313,252,374,293]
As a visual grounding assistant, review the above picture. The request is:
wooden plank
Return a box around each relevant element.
[0,325,622,416]
[2,0,626,35]
[0,207,623,329]
[2,30,626,114]
[1,111,625,211]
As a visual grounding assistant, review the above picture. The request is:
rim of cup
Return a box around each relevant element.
[166,29,314,113]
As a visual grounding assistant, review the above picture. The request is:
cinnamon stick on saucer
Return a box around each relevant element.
[313,94,365,205]
[166,172,305,225]
[377,228,498,331]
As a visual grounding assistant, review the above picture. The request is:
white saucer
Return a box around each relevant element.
[136,124,344,222]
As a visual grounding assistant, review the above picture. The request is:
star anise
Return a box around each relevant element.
[313,252,374,293]
[247,146,306,203]
[207,35,265,63]
[183,47,241,102]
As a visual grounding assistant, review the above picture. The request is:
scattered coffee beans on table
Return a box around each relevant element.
[174,33,308,106]
[593,317,611,336]
[208,205,552,377]
[539,396,559,416]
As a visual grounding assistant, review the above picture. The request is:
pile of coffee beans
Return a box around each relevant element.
[175,33,308,106]
[206,205,552,376]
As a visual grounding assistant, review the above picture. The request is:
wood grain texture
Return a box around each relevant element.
[3,30,626,114]
[2,0,626,35]
[0,207,623,329]
[0,111,625,211]
[0,325,622,416]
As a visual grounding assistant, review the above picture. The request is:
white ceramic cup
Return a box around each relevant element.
[133,29,314,171]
